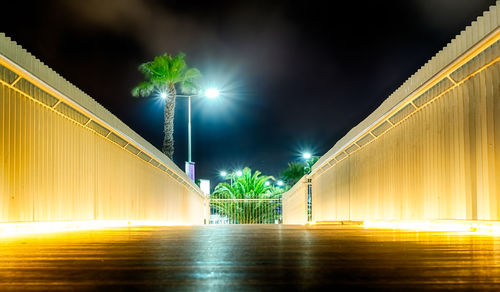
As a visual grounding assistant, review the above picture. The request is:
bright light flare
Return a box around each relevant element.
[303,152,312,159]
[265,181,270,186]
[220,171,227,177]
[236,170,243,177]
[204,88,220,99]
[277,180,284,186]
[160,92,167,99]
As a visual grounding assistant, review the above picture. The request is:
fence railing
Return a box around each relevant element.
[209,199,282,224]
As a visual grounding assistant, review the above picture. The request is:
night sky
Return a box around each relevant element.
[1,0,496,185]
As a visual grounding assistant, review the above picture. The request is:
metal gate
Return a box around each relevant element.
[209,199,282,224]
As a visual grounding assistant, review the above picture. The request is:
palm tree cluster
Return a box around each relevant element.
[211,168,283,224]
[132,53,201,159]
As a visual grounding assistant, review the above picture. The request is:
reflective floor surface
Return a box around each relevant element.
[2,224,500,291]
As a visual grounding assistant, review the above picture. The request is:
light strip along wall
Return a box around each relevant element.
[0,33,206,224]
[288,2,500,223]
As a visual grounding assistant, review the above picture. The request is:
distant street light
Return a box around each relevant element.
[220,169,241,186]
[277,180,284,187]
[265,181,270,186]
[302,152,315,174]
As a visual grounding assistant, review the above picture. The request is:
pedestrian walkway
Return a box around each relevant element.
[1,224,500,291]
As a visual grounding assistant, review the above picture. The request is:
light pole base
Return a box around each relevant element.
[185,161,195,181]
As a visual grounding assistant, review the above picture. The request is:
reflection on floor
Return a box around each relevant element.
[1,224,500,291]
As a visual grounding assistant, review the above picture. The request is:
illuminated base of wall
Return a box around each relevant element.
[305,220,500,235]
[0,220,192,238]
[363,220,500,235]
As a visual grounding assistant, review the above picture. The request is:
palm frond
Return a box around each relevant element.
[211,167,285,223]
[182,67,202,82]
[169,52,187,82]
[131,81,155,97]
[180,80,199,95]
[133,52,201,99]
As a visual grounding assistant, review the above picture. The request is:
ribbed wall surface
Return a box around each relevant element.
[313,60,500,221]
[282,177,308,224]
[289,2,500,223]
[0,37,205,224]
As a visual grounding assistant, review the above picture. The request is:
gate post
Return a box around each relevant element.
[307,178,312,223]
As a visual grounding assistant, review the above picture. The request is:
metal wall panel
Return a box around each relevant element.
[284,2,500,223]
[282,177,308,224]
[0,37,206,224]
[310,39,500,222]
[313,3,500,172]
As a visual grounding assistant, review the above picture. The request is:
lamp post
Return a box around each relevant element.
[165,88,220,180]
[302,152,315,174]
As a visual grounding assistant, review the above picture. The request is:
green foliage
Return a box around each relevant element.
[212,168,279,199]
[131,53,201,97]
[280,156,320,187]
[281,162,305,187]
[211,168,284,224]
[304,156,319,174]
[131,52,201,158]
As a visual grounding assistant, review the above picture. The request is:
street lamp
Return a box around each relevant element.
[277,180,284,187]
[302,152,315,174]
[204,88,220,99]
[175,88,220,180]
[221,170,241,186]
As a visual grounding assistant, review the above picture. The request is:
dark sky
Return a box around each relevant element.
[1,0,496,185]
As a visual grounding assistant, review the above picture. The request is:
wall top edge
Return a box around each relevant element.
[311,1,500,175]
[0,32,204,197]
[282,175,308,200]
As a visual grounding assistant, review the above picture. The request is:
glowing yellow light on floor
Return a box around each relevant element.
[0,220,192,238]
[302,221,316,226]
[363,220,500,235]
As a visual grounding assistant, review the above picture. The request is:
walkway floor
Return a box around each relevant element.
[1,224,500,291]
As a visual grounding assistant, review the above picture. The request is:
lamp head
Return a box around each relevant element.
[204,88,220,99]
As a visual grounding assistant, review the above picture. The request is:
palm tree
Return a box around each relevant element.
[281,161,305,186]
[132,53,201,159]
[303,155,319,174]
[281,156,320,187]
[211,168,283,224]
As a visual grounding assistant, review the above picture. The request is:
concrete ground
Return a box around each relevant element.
[1,224,500,291]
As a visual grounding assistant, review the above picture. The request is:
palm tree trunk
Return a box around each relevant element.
[162,84,176,159]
